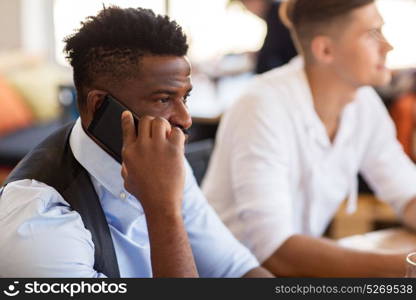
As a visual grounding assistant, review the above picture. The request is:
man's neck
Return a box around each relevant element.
[304,63,358,142]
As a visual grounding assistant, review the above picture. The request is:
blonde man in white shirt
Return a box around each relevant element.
[202,0,416,277]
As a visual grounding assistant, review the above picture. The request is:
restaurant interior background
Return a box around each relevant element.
[1,0,416,240]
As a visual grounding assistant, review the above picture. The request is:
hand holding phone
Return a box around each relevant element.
[121,111,197,277]
[121,112,186,213]
[87,94,186,213]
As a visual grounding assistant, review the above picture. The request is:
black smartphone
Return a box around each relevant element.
[87,94,139,163]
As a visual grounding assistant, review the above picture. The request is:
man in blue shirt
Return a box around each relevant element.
[0,6,270,278]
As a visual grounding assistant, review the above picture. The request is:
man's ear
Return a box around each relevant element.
[310,35,334,64]
[83,90,107,128]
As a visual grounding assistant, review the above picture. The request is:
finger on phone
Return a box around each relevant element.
[151,117,171,141]
[121,111,135,147]
[138,115,154,140]
[169,126,185,146]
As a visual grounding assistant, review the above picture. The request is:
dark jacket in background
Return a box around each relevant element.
[255,1,297,74]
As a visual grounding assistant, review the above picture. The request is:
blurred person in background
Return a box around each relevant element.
[203,0,416,277]
[233,0,297,73]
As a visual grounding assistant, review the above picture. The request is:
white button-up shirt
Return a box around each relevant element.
[202,57,416,263]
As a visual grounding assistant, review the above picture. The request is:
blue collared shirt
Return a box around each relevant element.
[0,119,258,277]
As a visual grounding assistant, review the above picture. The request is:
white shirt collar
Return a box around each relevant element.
[69,118,124,198]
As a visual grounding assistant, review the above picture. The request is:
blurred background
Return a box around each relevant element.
[1,0,416,239]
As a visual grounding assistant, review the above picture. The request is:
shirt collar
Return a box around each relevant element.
[69,118,124,198]
[286,57,322,129]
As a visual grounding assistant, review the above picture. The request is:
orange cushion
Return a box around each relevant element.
[0,76,33,136]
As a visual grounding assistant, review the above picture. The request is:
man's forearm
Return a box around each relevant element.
[145,208,198,278]
[262,235,406,277]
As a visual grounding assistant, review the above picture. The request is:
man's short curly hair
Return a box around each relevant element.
[64,6,188,108]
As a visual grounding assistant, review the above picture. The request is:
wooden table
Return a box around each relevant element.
[338,228,416,253]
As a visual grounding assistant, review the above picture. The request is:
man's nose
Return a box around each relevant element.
[169,101,192,130]
[381,34,394,53]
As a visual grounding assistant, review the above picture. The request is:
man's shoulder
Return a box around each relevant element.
[235,58,305,109]
[0,178,89,243]
[254,58,303,88]
[0,179,71,217]
[0,179,98,277]
[225,63,302,127]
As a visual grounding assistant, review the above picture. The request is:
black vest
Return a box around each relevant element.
[3,122,120,278]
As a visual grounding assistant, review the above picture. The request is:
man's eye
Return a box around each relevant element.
[368,28,385,42]
[158,98,170,103]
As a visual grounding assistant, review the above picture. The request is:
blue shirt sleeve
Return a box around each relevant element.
[0,179,107,278]
[182,160,259,277]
